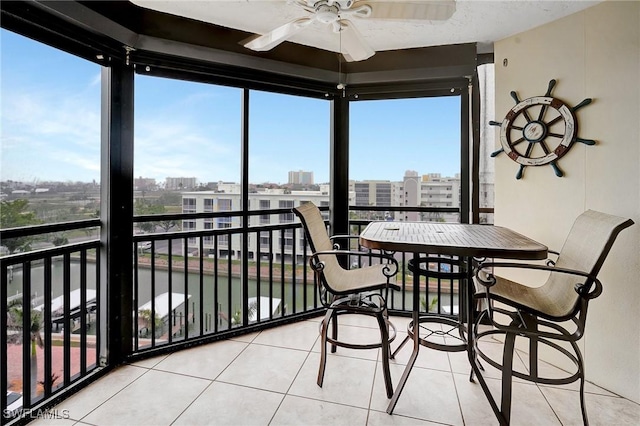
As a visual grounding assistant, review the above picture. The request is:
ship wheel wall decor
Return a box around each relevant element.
[490,79,596,179]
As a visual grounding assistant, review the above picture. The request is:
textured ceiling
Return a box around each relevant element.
[131,0,601,55]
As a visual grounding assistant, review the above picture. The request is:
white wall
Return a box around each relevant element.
[494,0,640,402]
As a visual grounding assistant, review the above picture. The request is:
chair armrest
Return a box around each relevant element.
[329,234,360,241]
[309,249,399,279]
[475,262,602,299]
[546,250,560,266]
[329,234,361,250]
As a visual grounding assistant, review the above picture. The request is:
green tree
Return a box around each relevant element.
[157,217,179,232]
[157,192,182,207]
[50,232,69,246]
[1,199,42,253]
[134,199,166,233]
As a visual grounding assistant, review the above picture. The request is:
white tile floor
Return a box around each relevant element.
[36,315,639,426]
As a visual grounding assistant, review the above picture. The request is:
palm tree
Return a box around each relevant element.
[8,299,44,395]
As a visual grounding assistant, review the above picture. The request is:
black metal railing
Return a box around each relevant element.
[1,206,467,424]
[130,205,465,353]
[1,219,102,423]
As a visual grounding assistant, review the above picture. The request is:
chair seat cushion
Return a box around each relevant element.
[485,275,578,319]
[327,263,399,295]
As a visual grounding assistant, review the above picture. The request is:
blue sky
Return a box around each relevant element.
[1,29,460,185]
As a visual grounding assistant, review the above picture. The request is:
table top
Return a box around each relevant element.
[359,221,548,260]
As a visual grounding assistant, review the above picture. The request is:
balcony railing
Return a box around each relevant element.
[1,219,102,424]
[1,206,465,425]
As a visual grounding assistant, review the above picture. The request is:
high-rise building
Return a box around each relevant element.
[403,171,461,222]
[288,170,314,185]
[165,177,197,190]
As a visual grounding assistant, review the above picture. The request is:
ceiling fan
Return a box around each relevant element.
[242,0,457,62]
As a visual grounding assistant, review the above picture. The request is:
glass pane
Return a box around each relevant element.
[134,75,242,227]
[249,91,330,197]
[1,29,101,251]
[350,96,461,222]
[133,76,243,342]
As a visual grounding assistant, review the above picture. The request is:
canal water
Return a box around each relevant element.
[6,259,318,336]
[6,259,457,336]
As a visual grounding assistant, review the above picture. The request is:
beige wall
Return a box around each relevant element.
[494,0,640,402]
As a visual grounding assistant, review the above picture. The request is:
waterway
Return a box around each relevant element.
[6,259,318,336]
[6,259,457,336]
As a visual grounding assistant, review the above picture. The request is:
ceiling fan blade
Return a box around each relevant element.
[362,0,456,21]
[339,20,375,62]
[242,17,313,51]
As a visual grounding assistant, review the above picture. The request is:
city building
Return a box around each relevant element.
[165,177,197,190]
[288,170,314,185]
[349,172,464,222]
[182,185,330,261]
[403,171,461,222]
[134,177,157,192]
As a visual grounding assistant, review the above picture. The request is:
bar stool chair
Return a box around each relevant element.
[293,202,400,398]
[473,210,634,425]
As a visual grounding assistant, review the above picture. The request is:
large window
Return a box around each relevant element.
[134,75,242,225]
[1,29,101,250]
[248,91,329,202]
[350,96,461,221]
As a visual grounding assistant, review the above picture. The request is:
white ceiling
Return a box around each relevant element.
[131,0,601,55]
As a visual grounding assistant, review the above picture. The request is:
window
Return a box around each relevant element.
[1,29,101,248]
[249,91,329,209]
[355,183,370,206]
[204,219,214,245]
[218,199,232,211]
[134,75,241,232]
[279,200,294,223]
[281,229,294,249]
[217,216,232,245]
[350,97,461,218]
[183,198,196,213]
[259,232,271,249]
[259,200,270,224]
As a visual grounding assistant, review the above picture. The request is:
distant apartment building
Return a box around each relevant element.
[402,171,461,222]
[181,185,330,261]
[349,180,398,207]
[348,172,461,222]
[182,170,480,260]
[288,170,314,185]
[166,177,197,190]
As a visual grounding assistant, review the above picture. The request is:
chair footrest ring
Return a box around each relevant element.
[408,314,467,352]
[322,312,397,351]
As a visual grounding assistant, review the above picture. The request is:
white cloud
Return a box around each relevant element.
[1,84,101,182]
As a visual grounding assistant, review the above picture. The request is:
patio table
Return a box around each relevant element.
[359,221,548,415]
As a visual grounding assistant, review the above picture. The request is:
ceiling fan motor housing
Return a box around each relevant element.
[315,3,340,24]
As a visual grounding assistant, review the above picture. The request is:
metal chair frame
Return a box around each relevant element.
[293,203,400,398]
[472,211,634,425]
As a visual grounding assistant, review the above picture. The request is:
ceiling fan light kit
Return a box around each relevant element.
[241,0,456,62]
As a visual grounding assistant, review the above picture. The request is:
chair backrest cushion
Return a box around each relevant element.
[543,210,633,317]
[292,202,346,292]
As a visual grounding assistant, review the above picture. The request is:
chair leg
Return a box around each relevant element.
[330,309,338,353]
[317,308,333,388]
[500,331,517,425]
[376,312,394,399]
[572,340,589,426]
